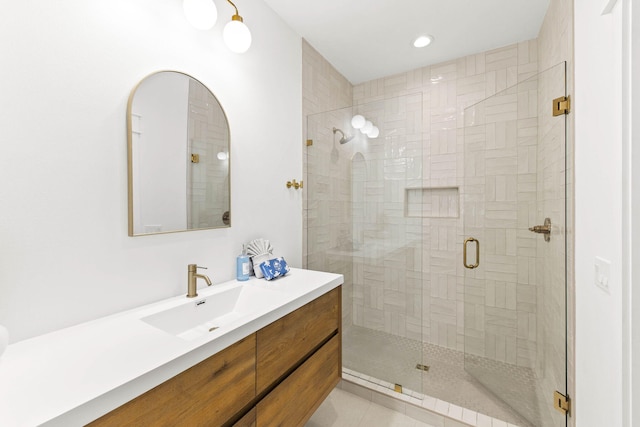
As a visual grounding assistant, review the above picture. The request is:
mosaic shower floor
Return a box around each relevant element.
[343,325,537,427]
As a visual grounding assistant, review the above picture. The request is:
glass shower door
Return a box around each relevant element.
[462,63,567,427]
[305,94,424,395]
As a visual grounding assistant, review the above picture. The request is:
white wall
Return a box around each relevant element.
[574,0,624,425]
[615,1,639,425]
[625,1,640,425]
[0,0,303,343]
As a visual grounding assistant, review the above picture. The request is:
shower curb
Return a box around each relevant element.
[339,370,521,427]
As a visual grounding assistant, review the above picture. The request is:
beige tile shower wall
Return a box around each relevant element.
[348,94,424,341]
[301,39,354,326]
[187,79,229,229]
[353,41,539,356]
[462,75,542,372]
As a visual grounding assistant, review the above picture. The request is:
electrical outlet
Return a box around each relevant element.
[594,256,611,293]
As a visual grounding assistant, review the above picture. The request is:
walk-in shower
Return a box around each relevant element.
[304,62,568,427]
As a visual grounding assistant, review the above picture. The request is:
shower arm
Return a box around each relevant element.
[333,127,354,144]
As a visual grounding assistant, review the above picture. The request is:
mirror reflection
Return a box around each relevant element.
[127,71,230,236]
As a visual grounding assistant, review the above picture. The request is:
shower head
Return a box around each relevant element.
[333,127,354,144]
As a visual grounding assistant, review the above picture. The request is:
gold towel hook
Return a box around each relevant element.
[286,179,304,190]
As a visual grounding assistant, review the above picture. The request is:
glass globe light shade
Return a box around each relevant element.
[361,120,373,134]
[368,126,380,138]
[183,0,217,30]
[223,19,252,53]
[351,115,366,129]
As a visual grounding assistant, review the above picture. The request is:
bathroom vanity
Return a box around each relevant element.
[0,268,343,426]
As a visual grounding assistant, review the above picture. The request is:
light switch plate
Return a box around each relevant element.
[594,256,611,293]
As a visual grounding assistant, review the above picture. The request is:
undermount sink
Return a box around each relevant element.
[141,284,284,340]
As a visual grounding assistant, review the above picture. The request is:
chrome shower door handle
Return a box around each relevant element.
[463,237,480,269]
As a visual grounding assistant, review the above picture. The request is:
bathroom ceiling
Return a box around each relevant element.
[262,0,550,84]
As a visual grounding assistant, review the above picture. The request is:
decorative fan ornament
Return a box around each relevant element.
[246,238,273,257]
[245,238,274,278]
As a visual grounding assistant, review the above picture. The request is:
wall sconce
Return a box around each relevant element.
[223,0,252,53]
[351,114,379,139]
[182,0,218,30]
[183,0,251,54]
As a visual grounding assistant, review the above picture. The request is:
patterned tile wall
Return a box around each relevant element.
[348,94,424,342]
[463,73,544,371]
[187,79,229,229]
[353,40,540,357]
[302,0,574,416]
[302,40,354,326]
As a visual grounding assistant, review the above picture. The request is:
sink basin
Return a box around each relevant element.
[141,284,283,340]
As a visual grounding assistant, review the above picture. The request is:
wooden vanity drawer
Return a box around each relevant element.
[256,333,340,427]
[88,334,256,427]
[256,287,340,394]
[233,408,256,427]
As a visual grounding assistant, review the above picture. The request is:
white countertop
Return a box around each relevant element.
[0,268,343,427]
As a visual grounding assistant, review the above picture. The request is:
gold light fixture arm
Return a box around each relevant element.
[226,0,243,21]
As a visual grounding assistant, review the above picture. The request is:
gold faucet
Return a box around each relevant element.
[187,264,212,298]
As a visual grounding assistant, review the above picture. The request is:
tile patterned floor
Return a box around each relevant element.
[343,325,534,427]
[306,388,438,427]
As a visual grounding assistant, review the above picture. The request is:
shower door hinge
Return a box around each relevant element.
[553,390,570,415]
[552,95,571,116]
[416,363,430,372]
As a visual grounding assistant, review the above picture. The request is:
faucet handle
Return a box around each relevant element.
[188,264,208,272]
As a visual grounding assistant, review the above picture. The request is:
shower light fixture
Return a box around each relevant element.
[217,151,229,160]
[183,0,218,30]
[413,35,434,48]
[351,114,379,139]
[367,126,380,138]
[223,0,252,53]
[362,120,373,134]
[351,114,366,129]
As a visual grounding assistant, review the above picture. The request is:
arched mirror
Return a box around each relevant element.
[127,71,230,236]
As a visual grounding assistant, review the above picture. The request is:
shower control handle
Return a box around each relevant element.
[463,237,479,269]
[529,218,551,242]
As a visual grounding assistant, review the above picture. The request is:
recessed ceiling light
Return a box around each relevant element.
[413,35,434,48]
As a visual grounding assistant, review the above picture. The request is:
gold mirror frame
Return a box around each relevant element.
[127,71,231,236]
